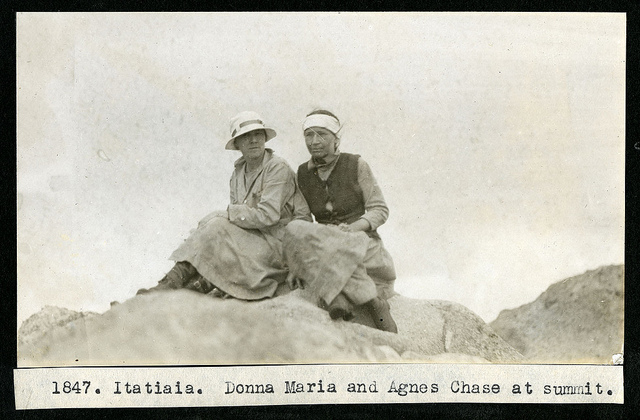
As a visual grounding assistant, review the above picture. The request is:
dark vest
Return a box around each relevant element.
[297,153,366,226]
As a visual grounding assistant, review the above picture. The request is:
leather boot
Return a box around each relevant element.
[136,261,197,295]
[327,293,355,321]
[365,297,398,333]
[184,274,215,294]
[208,287,232,299]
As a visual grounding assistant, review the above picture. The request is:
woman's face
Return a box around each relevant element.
[304,127,338,160]
[235,130,266,161]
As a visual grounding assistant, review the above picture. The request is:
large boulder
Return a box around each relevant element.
[18,289,521,366]
[489,265,624,364]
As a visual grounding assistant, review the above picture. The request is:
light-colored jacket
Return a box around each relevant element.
[169,149,310,300]
[228,148,311,240]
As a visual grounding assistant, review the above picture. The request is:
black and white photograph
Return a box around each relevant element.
[15,11,625,406]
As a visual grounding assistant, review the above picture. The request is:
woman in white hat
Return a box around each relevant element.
[283,109,398,333]
[138,111,310,299]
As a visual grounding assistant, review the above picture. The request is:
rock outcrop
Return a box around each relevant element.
[490,265,624,364]
[18,305,99,349]
[18,290,522,366]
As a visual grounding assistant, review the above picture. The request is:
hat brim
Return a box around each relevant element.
[225,127,277,150]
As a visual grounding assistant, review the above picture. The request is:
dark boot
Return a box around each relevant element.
[208,287,232,299]
[327,293,355,321]
[365,297,398,333]
[136,261,198,295]
[184,274,215,294]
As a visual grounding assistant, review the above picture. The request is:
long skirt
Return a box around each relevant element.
[283,220,396,306]
[169,215,288,300]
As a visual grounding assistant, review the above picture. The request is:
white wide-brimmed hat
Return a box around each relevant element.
[225,111,277,150]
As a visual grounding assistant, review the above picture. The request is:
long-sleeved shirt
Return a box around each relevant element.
[228,149,311,230]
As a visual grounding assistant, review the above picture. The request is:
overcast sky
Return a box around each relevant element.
[17,12,625,327]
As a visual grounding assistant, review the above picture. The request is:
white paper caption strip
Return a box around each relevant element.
[15,363,623,409]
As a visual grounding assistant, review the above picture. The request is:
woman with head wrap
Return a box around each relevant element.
[137,111,310,299]
[284,109,398,333]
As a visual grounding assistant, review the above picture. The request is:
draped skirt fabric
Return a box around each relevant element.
[169,215,288,300]
[283,220,396,306]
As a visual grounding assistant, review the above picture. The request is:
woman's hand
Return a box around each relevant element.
[338,218,371,233]
[338,223,353,232]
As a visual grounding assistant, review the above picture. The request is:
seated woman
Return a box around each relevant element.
[138,111,310,299]
[283,109,398,333]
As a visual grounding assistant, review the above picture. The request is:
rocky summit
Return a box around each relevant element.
[489,265,624,364]
[18,289,522,367]
[20,265,622,367]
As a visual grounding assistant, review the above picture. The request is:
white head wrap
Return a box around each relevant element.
[302,113,341,136]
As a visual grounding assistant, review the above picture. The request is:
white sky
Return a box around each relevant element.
[16,12,625,327]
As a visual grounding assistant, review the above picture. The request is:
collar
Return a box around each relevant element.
[307,151,341,170]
